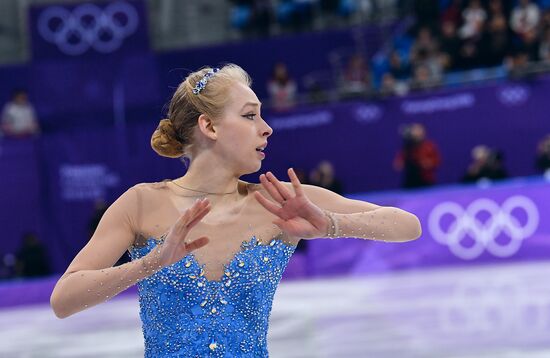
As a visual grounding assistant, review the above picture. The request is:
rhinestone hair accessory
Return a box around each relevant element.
[192,68,220,95]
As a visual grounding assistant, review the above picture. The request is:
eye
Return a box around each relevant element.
[243,113,256,120]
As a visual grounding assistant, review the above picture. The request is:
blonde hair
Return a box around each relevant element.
[151,64,252,158]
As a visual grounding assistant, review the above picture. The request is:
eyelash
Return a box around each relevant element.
[243,113,256,120]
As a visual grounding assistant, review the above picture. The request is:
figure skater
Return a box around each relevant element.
[50,64,422,357]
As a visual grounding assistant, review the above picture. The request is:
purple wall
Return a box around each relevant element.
[1,76,549,273]
[0,1,549,275]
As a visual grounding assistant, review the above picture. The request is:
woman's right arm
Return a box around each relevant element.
[50,188,211,319]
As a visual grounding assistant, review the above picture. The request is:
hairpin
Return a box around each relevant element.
[192,68,220,95]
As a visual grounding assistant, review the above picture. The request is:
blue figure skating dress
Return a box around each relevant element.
[129,233,296,357]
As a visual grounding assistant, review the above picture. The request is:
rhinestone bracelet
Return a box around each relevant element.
[323,210,339,239]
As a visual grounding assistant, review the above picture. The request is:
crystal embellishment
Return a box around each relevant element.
[128,235,296,357]
[192,68,220,95]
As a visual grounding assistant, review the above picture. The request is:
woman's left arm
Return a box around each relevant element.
[254,168,422,243]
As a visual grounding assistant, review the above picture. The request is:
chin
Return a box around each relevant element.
[242,162,262,176]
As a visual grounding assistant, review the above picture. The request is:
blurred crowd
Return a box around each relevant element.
[393,122,550,189]
[384,0,550,94]
[229,0,392,36]
[261,0,550,106]
[0,233,51,280]
[0,198,131,281]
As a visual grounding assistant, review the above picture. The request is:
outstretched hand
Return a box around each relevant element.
[158,198,211,267]
[254,168,329,239]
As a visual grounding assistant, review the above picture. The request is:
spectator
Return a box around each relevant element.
[480,0,511,66]
[439,21,462,70]
[458,0,487,40]
[380,73,397,96]
[462,145,507,182]
[267,62,297,111]
[535,134,550,173]
[388,50,412,81]
[488,149,508,179]
[1,89,40,138]
[506,48,531,78]
[14,233,51,278]
[309,160,343,194]
[410,62,441,89]
[456,40,482,70]
[410,27,439,63]
[441,0,463,27]
[341,53,373,98]
[380,72,409,96]
[394,123,441,188]
[415,47,443,83]
[510,0,540,42]
[410,28,443,85]
[519,27,541,61]
[304,70,330,103]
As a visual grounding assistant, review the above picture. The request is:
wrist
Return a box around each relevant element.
[322,210,339,239]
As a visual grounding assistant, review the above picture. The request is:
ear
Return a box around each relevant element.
[197,114,217,140]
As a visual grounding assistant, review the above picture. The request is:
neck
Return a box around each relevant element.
[172,153,247,206]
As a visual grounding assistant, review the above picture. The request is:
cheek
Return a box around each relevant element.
[218,122,256,157]
[221,135,251,157]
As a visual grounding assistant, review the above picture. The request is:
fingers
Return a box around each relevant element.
[185,236,209,252]
[254,191,282,216]
[266,172,293,199]
[287,168,304,196]
[260,171,294,205]
[186,201,211,229]
[259,173,285,203]
[174,198,210,233]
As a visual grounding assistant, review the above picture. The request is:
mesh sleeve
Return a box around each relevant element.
[323,207,422,242]
[50,185,163,318]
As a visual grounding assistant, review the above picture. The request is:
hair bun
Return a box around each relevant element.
[150,119,185,158]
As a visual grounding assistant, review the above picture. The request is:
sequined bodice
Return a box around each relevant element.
[128,236,296,357]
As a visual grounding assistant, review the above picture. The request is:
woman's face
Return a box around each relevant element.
[213,82,273,175]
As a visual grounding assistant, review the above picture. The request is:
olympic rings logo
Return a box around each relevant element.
[428,196,539,260]
[37,2,139,56]
[497,85,530,106]
[354,104,382,123]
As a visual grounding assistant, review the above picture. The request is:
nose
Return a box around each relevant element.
[260,117,273,138]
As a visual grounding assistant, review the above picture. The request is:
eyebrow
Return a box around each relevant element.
[241,102,262,111]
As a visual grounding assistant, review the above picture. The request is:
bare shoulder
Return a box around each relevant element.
[133,180,170,191]
[129,181,173,198]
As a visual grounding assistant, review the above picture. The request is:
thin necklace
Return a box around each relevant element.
[171,180,238,195]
